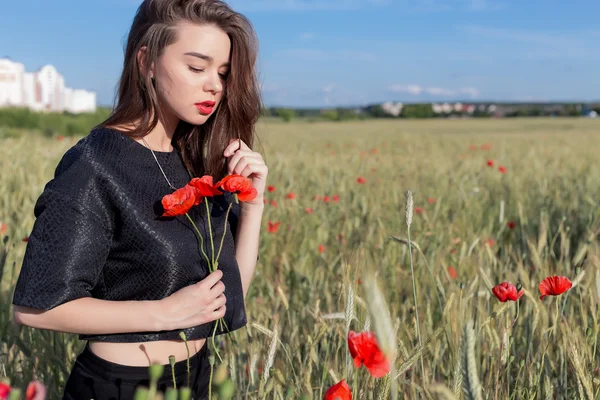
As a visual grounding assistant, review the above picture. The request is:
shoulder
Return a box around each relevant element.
[41,127,127,209]
[56,127,126,173]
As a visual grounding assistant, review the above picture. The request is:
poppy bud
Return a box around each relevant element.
[149,363,164,381]
[586,327,593,338]
[459,282,465,289]
[519,359,525,368]
[516,282,522,292]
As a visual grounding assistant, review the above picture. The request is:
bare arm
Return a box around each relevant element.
[235,201,264,300]
[13,298,162,335]
[13,269,227,335]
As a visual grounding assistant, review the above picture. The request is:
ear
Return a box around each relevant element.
[137,46,155,79]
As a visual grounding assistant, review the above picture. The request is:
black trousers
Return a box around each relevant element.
[62,342,210,400]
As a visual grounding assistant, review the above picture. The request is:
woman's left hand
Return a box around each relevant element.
[223,138,268,207]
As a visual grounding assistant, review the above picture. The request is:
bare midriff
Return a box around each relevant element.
[88,337,207,366]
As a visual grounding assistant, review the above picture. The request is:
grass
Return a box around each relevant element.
[0,117,599,399]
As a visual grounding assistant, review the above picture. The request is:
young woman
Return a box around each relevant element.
[11,0,267,398]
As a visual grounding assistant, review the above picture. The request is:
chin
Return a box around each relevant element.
[181,113,211,126]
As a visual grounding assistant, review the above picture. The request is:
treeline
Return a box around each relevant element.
[263,103,598,122]
[0,107,111,138]
[0,101,597,138]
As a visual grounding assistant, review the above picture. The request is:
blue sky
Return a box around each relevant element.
[1,0,598,107]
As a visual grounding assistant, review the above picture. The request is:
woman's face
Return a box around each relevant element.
[151,22,231,126]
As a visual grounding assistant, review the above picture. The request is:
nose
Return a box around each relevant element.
[204,71,223,94]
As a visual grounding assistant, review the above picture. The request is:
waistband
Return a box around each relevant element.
[76,341,207,383]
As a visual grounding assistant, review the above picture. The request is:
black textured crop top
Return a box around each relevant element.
[12,127,247,342]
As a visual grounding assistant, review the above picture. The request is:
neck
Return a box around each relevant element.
[145,110,180,152]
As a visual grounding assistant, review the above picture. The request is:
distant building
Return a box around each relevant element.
[381,101,403,116]
[0,57,96,113]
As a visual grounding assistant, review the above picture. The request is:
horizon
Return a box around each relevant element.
[2,0,598,108]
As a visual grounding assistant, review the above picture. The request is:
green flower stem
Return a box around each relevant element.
[204,199,216,267]
[185,213,211,269]
[215,202,233,265]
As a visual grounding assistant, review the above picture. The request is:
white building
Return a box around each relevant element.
[0,57,96,113]
[381,101,403,116]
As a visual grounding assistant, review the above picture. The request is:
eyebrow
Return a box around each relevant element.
[184,52,230,67]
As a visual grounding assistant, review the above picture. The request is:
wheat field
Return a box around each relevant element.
[1,118,599,399]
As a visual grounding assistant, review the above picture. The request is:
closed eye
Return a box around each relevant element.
[189,66,228,80]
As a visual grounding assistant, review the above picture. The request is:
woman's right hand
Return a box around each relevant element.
[154,269,227,331]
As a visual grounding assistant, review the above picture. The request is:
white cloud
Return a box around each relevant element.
[388,84,423,95]
[425,87,455,96]
[388,84,480,99]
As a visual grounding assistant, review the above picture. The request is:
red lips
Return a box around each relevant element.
[195,100,215,114]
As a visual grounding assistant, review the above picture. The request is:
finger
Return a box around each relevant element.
[198,269,223,289]
[207,279,225,295]
[239,163,268,179]
[229,155,263,175]
[224,138,250,156]
[210,294,227,309]
[227,150,259,167]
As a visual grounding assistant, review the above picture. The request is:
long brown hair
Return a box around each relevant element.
[98,0,262,180]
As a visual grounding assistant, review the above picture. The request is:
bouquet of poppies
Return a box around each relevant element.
[160,173,257,360]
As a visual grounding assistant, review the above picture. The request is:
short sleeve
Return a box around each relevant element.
[12,144,114,311]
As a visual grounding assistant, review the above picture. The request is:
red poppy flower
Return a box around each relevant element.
[414,207,423,214]
[263,198,267,204]
[270,199,278,207]
[371,167,377,172]
[486,238,495,247]
[447,266,457,280]
[189,176,222,197]
[215,174,257,202]
[0,222,6,234]
[161,185,198,217]
[286,192,296,199]
[313,195,320,200]
[268,221,280,233]
[0,382,10,399]
[539,276,572,300]
[492,282,524,302]
[22,237,29,242]
[370,148,378,154]
[498,166,507,174]
[347,330,390,378]
[305,207,313,214]
[469,144,477,151]
[357,177,366,184]
[507,221,516,229]
[318,244,325,253]
[487,159,494,167]
[323,196,330,203]
[57,135,64,141]
[324,379,352,400]
[333,194,340,202]
[26,381,46,400]
[267,185,276,192]
[427,197,435,204]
